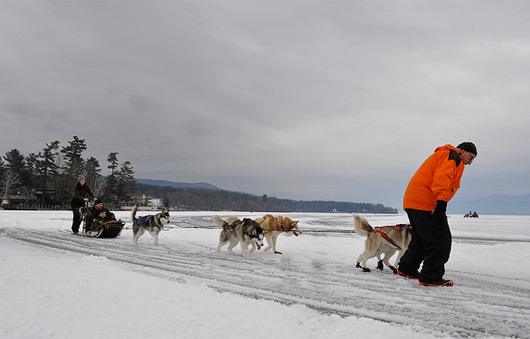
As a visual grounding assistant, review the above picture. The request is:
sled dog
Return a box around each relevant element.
[254,214,302,254]
[213,215,264,258]
[131,205,170,245]
[354,214,412,272]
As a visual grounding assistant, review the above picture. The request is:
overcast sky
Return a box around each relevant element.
[2,1,529,209]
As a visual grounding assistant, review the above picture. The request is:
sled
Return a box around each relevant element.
[86,219,125,238]
[80,205,124,238]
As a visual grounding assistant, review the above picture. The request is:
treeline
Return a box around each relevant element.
[1,136,397,213]
[1,136,136,209]
[137,183,398,213]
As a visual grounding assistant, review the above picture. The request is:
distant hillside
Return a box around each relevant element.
[137,179,222,191]
[450,194,530,215]
[135,180,398,214]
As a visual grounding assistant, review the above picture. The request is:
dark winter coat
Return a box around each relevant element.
[71,182,95,208]
[86,206,116,227]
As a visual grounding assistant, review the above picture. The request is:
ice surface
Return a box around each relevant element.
[1,211,529,338]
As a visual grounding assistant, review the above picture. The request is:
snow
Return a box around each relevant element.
[1,211,529,339]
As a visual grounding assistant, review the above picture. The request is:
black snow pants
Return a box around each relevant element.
[398,209,452,282]
[71,201,84,234]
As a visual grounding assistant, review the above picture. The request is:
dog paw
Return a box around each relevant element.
[362,267,371,272]
[356,262,362,268]
[274,251,283,255]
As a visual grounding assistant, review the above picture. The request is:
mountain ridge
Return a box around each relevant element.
[137,179,530,215]
[137,179,222,191]
[450,193,530,215]
[135,178,397,213]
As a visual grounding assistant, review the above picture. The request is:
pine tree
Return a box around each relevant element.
[36,141,60,205]
[113,160,136,206]
[85,156,104,197]
[60,136,87,202]
[25,153,39,189]
[3,149,30,188]
[0,157,5,178]
[104,152,119,203]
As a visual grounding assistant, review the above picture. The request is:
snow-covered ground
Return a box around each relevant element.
[1,210,529,338]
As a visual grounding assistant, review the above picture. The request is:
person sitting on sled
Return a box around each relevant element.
[86,199,116,233]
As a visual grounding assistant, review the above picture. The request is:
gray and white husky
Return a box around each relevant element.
[213,215,264,257]
[131,205,170,245]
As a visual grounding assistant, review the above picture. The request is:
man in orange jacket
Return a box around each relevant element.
[397,142,477,287]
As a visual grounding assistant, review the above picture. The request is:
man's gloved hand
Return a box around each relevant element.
[433,200,447,216]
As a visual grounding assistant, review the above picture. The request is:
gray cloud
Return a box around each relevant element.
[2,1,530,209]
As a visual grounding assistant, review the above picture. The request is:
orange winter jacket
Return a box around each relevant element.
[403,144,465,212]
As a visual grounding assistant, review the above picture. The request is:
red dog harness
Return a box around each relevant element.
[369,224,411,250]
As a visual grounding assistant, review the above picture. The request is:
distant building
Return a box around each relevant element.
[148,198,163,209]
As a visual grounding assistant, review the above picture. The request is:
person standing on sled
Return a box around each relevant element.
[70,176,96,234]
[397,142,477,287]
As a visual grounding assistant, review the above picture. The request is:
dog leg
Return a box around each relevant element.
[240,238,249,257]
[375,253,385,270]
[146,230,159,246]
[356,255,371,272]
[271,234,282,254]
[357,247,375,272]
[382,249,396,270]
[356,262,370,272]
[249,242,257,254]
[133,228,145,245]
[356,252,369,270]
[216,240,228,254]
[264,234,273,252]
[228,238,239,255]
[391,250,406,270]
[357,261,371,272]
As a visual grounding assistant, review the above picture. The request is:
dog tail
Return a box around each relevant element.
[131,205,138,221]
[213,215,229,227]
[353,214,372,236]
[225,216,240,223]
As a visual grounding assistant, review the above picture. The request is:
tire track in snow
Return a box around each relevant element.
[3,227,529,338]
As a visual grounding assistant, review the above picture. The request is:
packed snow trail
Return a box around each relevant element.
[3,218,529,339]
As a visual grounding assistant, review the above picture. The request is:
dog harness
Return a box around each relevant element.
[138,215,151,227]
[262,217,300,235]
[262,218,284,234]
[369,224,411,250]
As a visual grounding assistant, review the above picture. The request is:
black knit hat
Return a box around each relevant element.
[94,199,103,205]
[457,142,477,155]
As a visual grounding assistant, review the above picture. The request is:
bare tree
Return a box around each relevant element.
[2,170,20,198]
[90,176,106,199]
